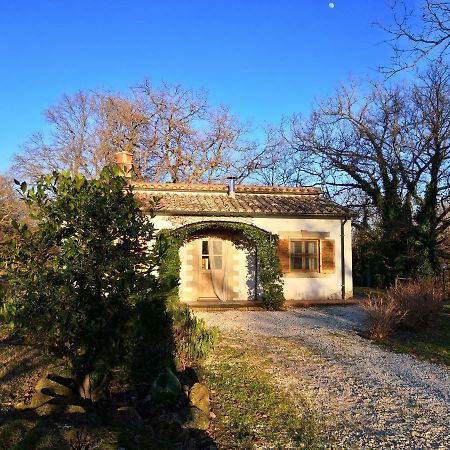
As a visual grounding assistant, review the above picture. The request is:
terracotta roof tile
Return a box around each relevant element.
[136,190,353,218]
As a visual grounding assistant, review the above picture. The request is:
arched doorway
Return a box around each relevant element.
[179,231,257,302]
[157,220,284,308]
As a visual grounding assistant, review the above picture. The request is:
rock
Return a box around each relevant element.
[35,402,61,416]
[182,406,210,431]
[46,374,74,390]
[36,375,74,397]
[64,404,86,414]
[78,372,108,403]
[30,375,74,409]
[14,402,27,410]
[34,396,81,416]
[209,411,216,419]
[188,383,210,414]
[109,406,143,429]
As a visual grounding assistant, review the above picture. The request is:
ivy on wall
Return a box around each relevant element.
[156,221,285,310]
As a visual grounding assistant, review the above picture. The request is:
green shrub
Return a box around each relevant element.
[170,301,218,369]
[0,168,171,398]
[125,296,175,382]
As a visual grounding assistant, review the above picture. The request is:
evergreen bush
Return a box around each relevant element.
[0,168,172,398]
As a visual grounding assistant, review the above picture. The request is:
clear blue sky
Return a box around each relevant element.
[0,0,405,173]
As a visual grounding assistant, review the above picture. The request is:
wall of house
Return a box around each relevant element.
[151,214,353,301]
[255,217,353,300]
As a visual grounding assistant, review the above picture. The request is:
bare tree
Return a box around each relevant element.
[13,92,102,180]
[133,81,252,182]
[279,63,450,276]
[0,174,28,242]
[383,1,450,74]
[13,82,254,183]
[94,93,149,177]
[248,126,319,187]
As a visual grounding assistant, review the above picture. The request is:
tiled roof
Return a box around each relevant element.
[134,182,353,218]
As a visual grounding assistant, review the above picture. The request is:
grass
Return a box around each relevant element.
[201,337,325,449]
[353,286,385,297]
[379,303,450,366]
[0,419,177,450]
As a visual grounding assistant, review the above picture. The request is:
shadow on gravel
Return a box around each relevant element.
[238,306,368,337]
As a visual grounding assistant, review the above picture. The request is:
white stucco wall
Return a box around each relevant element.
[150,214,353,301]
[254,217,353,300]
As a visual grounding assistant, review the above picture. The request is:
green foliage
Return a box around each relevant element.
[157,221,285,310]
[171,303,218,369]
[0,168,171,393]
[125,296,174,382]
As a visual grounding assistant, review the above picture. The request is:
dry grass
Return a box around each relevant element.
[364,294,405,339]
[394,279,446,330]
[364,278,447,340]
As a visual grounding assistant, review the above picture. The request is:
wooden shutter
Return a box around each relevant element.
[321,240,335,273]
[278,239,290,273]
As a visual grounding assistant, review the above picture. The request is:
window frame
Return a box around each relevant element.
[201,240,210,271]
[289,239,320,273]
[200,239,223,271]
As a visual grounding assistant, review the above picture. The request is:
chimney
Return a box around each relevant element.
[227,176,237,198]
[116,151,133,178]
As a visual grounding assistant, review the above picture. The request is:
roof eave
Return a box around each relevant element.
[148,209,355,220]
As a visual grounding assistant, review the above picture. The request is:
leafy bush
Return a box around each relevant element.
[0,168,171,399]
[364,278,447,339]
[125,297,174,382]
[170,301,218,370]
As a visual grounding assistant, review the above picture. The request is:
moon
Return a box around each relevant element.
[329,2,335,8]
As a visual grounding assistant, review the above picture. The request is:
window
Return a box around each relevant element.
[201,240,210,270]
[201,240,223,270]
[290,240,318,271]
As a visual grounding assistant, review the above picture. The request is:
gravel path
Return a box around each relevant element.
[196,306,450,449]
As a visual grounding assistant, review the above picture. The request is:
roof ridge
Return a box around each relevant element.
[131,181,321,195]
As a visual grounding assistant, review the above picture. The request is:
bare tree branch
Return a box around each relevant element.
[382,1,450,74]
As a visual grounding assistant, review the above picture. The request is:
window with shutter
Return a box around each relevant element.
[290,240,319,272]
[278,237,336,275]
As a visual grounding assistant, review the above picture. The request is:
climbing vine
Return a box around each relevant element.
[156,221,285,310]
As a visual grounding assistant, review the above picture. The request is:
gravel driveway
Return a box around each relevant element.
[196,306,450,449]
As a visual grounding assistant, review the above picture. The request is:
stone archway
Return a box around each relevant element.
[157,221,285,309]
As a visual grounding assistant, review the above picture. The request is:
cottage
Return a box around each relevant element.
[117,151,353,305]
